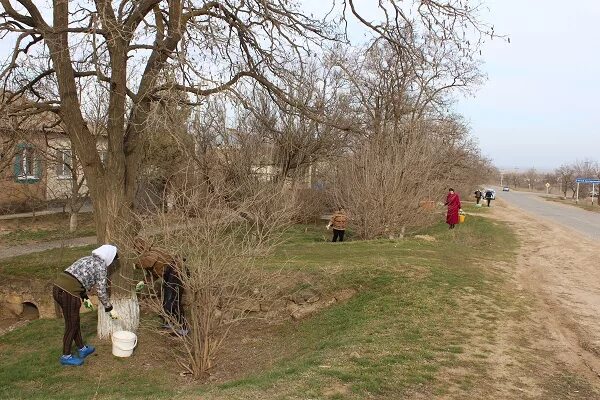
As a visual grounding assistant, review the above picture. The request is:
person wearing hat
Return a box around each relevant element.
[52,244,120,366]
[132,237,188,336]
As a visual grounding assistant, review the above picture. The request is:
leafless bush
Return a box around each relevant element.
[332,126,445,240]
[120,178,294,378]
[291,188,331,224]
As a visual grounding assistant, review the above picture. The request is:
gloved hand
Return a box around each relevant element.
[108,310,119,320]
[326,223,331,230]
[83,298,94,310]
[135,281,146,292]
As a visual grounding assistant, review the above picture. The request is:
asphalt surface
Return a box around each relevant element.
[495,189,600,240]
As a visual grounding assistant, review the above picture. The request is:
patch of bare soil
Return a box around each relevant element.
[0,317,26,336]
[435,199,600,399]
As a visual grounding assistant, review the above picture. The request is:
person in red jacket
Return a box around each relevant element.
[445,188,461,229]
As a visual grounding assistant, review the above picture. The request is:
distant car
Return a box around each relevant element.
[590,191,599,198]
[502,186,510,192]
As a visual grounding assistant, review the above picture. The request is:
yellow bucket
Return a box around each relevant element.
[459,214,466,223]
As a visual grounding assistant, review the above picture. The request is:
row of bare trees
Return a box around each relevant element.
[1,0,499,378]
[502,160,599,198]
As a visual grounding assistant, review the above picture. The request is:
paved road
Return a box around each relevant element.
[495,189,600,240]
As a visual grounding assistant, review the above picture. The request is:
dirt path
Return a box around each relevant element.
[0,236,97,260]
[484,199,600,398]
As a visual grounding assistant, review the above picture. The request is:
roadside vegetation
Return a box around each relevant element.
[544,197,600,214]
[0,213,519,399]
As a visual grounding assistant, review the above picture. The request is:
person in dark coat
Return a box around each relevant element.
[484,189,494,207]
[474,189,482,204]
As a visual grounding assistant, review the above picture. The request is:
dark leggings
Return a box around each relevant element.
[163,267,184,325]
[53,285,83,355]
[332,229,345,242]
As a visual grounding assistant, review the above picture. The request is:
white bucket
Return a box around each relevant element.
[111,330,138,357]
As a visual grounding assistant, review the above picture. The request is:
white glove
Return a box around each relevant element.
[135,281,146,291]
[326,223,331,230]
[109,310,119,320]
[83,299,94,310]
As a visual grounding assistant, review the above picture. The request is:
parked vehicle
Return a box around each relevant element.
[484,189,496,199]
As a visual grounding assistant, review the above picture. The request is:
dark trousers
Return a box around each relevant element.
[486,198,491,207]
[476,197,481,204]
[53,285,83,355]
[163,267,184,325]
[332,229,345,242]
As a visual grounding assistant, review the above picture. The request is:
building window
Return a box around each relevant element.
[14,144,42,183]
[56,149,72,179]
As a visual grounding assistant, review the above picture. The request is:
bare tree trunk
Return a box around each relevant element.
[94,186,140,338]
[69,212,78,233]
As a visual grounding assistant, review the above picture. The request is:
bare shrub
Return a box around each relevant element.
[332,127,444,240]
[122,179,293,378]
[292,188,330,223]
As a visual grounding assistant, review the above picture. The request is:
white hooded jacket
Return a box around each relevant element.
[92,244,118,267]
[65,244,118,311]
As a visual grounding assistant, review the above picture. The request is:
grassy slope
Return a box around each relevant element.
[0,209,517,399]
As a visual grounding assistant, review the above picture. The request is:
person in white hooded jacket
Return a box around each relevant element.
[53,244,119,366]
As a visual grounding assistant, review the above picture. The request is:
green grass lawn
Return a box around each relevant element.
[0,215,518,399]
[0,212,96,246]
[0,245,96,280]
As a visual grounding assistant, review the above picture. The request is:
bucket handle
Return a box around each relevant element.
[114,336,137,351]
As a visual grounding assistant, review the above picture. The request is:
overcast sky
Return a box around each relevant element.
[455,0,600,171]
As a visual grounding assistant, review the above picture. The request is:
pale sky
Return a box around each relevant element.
[455,0,600,170]
[1,1,598,171]
[304,0,600,170]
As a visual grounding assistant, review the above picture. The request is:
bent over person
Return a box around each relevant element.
[52,245,119,366]
[327,207,348,242]
[133,238,187,336]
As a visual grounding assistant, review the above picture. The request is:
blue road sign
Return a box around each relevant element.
[576,178,600,184]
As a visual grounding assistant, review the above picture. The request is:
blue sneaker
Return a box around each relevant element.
[78,345,95,358]
[60,355,84,366]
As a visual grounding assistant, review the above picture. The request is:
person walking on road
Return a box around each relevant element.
[445,188,462,229]
[474,189,482,205]
[327,207,348,242]
[484,189,494,207]
[52,245,120,366]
